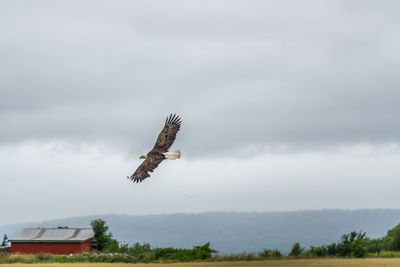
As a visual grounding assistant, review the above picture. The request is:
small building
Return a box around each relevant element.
[10,228,95,255]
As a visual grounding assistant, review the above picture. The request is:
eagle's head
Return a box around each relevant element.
[139,155,147,159]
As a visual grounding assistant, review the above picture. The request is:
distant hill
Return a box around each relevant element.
[1,210,400,254]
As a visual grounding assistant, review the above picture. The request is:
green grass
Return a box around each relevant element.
[0,253,138,264]
[4,259,400,267]
[2,251,400,264]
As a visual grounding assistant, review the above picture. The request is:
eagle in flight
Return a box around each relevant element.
[128,114,182,183]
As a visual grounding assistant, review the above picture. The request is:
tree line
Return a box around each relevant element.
[289,222,400,258]
[90,219,217,261]
[91,218,400,260]
[2,218,400,261]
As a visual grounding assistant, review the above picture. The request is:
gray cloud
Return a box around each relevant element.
[1,0,400,157]
[1,141,400,226]
[2,1,400,226]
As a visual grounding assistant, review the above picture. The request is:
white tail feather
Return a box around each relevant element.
[163,150,181,160]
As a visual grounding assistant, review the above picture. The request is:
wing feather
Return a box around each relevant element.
[128,155,164,183]
[152,114,182,153]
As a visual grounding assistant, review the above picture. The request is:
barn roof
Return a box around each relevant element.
[10,228,94,243]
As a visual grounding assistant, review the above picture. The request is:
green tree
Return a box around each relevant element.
[365,238,383,255]
[327,243,337,256]
[350,232,367,258]
[192,242,217,259]
[90,218,119,252]
[384,223,400,251]
[289,242,304,257]
[258,249,282,258]
[271,249,282,257]
[149,243,217,261]
[307,245,327,257]
[1,234,8,246]
[337,232,354,256]
[104,239,119,253]
[335,231,367,258]
[128,242,151,257]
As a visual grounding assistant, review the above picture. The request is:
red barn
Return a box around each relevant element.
[10,228,95,255]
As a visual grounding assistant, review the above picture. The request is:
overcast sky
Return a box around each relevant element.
[1,0,400,226]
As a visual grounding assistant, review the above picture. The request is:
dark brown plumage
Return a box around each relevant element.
[128,114,182,183]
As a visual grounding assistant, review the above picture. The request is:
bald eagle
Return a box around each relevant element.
[128,114,182,183]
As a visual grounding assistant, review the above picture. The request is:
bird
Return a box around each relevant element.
[128,114,182,183]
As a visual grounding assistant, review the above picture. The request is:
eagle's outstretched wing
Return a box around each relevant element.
[129,155,164,183]
[152,114,182,152]
[128,114,182,183]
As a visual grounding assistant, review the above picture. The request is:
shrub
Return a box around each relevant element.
[258,249,282,258]
[380,251,400,258]
[127,242,151,257]
[289,242,304,257]
[35,253,54,262]
[306,245,327,257]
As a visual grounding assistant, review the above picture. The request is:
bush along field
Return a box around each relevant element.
[0,242,217,264]
[2,219,400,263]
[290,222,400,259]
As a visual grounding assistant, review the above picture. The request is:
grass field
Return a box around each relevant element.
[2,259,400,267]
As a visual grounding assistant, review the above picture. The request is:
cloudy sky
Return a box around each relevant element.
[1,0,400,226]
